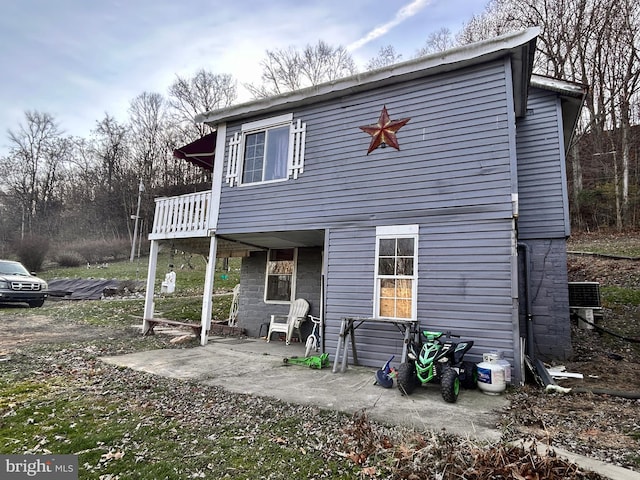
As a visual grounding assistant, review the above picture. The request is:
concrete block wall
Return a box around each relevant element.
[520,238,572,361]
[236,247,323,339]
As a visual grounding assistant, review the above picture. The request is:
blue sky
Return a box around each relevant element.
[0,0,489,152]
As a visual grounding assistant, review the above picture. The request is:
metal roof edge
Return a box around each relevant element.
[530,74,588,98]
[196,27,541,125]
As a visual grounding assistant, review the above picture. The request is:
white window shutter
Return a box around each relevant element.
[226,132,241,187]
[288,119,306,179]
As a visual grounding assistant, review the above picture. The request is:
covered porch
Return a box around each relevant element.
[143,196,326,346]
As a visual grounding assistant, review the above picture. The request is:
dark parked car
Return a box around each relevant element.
[0,260,48,307]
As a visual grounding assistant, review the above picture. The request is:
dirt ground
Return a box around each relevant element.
[557,253,640,393]
[0,304,134,357]
[0,315,105,356]
[500,252,640,471]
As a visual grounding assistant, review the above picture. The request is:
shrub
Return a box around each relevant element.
[74,239,110,263]
[13,235,50,272]
[55,251,85,268]
[73,239,131,264]
[109,239,134,261]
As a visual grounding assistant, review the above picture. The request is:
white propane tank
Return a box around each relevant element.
[496,358,511,384]
[477,353,506,395]
[486,350,512,384]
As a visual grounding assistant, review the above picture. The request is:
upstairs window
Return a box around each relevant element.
[243,125,289,183]
[374,225,419,319]
[265,248,297,302]
[226,113,306,187]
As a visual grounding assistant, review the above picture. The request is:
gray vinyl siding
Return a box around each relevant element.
[324,218,517,370]
[516,87,570,238]
[216,60,515,234]
[324,227,402,366]
[220,58,525,376]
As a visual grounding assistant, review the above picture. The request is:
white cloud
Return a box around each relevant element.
[347,0,432,52]
[0,0,490,149]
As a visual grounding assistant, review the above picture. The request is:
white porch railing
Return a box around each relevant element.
[149,191,213,240]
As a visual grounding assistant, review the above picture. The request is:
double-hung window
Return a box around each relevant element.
[243,124,289,183]
[374,225,419,319]
[226,113,307,187]
[265,248,297,302]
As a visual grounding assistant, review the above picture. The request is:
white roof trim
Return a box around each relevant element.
[530,74,588,98]
[196,27,541,125]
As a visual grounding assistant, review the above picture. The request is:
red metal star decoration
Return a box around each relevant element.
[359,105,410,155]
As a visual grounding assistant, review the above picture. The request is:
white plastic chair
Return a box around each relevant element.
[266,298,310,345]
[161,270,176,294]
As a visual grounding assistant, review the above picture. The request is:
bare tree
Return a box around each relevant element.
[604,0,640,226]
[366,45,403,70]
[93,114,129,193]
[300,40,356,83]
[168,70,237,138]
[416,28,456,56]
[456,0,513,45]
[128,92,170,186]
[458,0,640,230]
[62,137,106,239]
[246,40,357,98]
[89,115,133,237]
[0,111,69,236]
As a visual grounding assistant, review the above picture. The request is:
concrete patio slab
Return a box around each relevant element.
[102,335,507,441]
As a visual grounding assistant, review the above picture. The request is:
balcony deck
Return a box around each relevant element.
[149,191,213,240]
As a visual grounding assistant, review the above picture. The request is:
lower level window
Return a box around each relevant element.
[265,248,296,302]
[375,226,418,319]
[379,277,413,318]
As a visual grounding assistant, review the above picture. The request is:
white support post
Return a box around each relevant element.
[142,240,159,334]
[209,123,226,231]
[200,236,218,345]
[198,123,225,345]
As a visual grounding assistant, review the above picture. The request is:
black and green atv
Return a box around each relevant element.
[397,330,477,403]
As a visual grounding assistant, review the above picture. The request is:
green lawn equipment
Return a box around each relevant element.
[283,353,329,369]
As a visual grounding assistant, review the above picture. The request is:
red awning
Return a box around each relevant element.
[173,133,216,171]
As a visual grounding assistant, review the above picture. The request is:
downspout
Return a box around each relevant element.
[517,242,534,360]
[321,230,329,354]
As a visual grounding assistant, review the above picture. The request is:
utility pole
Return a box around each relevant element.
[130,179,144,262]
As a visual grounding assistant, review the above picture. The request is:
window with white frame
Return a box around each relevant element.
[226,113,307,187]
[265,248,297,302]
[243,124,288,183]
[374,225,419,319]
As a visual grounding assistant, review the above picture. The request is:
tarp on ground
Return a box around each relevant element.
[47,278,124,300]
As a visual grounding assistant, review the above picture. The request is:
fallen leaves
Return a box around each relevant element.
[100,450,125,461]
[340,411,607,479]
